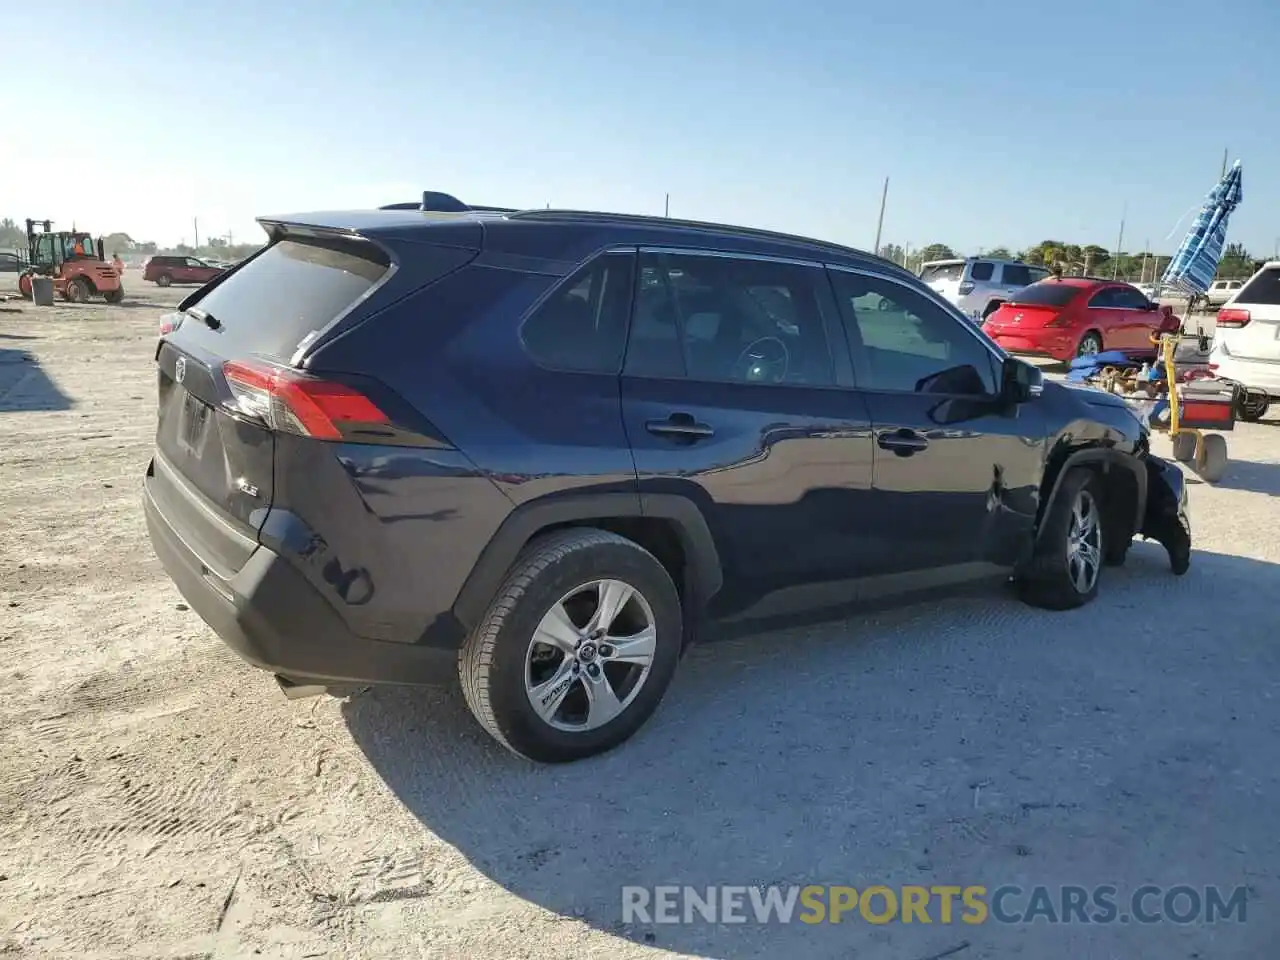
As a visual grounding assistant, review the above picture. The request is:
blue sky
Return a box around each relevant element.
[3,0,1277,257]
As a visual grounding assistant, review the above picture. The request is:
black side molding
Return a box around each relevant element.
[451,492,723,630]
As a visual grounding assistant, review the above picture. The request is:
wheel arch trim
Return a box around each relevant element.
[1035,446,1148,546]
[452,492,723,630]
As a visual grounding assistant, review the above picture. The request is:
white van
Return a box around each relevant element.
[1209,261,1280,420]
[919,258,1049,320]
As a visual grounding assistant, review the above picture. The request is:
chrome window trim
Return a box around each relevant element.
[825,262,1010,366]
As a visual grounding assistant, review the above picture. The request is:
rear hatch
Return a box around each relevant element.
[1218,266,1280,362]
[149,226,476,575]
[919,260,966,302]
[988,282,1081,328]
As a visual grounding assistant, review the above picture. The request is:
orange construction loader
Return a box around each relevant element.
[18,219,124,304]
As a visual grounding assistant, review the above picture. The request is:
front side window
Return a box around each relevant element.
[624,251,835,386]
[1112,286,1150,309]
[522,252,635,374]
[830,270,999,396]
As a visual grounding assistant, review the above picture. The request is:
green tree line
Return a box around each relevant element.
[880,240,1260,283]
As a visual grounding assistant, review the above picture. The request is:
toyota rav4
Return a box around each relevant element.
[144,192,1192,763]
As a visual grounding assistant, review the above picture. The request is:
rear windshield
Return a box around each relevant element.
[1237,267,1280,305]
[189,237,390,358]
[920,263,964,283]
[1008,283,1081,307]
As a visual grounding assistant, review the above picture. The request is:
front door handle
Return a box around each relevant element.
[645,412,715,443]
[876,428,929,456]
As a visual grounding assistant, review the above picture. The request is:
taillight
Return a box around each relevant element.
[158,311,182,336]
[1045,313,1071,327]
[958,281,975,295]
[1217,308,1251,328]
[222,359,390,440]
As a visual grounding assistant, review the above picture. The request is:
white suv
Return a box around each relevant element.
[1205,278,1245,307]
[1210,261,1280,420]
[919,258,1049,320]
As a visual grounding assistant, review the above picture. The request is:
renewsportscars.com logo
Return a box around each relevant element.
[622,884,1249,926]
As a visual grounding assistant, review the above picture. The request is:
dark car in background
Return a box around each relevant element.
[144,193,1192,763]
[0,251,25,272]
[143,255,226,287]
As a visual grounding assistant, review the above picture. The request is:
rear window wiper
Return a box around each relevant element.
[186,306,221,331]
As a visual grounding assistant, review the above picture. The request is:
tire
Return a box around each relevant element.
[459,528,683,763]
[18,274,33,300]
[1234,391,1270,422]
[1017,468,1104,610]
[103,287,124,304]
[65,277,90,303]
[1171,431,1196,462]
[1076,331,1103,359]
[156,274,172,287]
[1195,433,1228,483]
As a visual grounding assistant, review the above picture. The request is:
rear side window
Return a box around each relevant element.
[1001,264,1031,286]
[920,262,964,283]
[189,237,392,359]
[1088,288,1118,308]
[522,252,635,373]
[1237,267,1280,305]
[1011,284,1082,307]
[969,261,994,282]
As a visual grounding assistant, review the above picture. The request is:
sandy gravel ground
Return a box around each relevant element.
[1,278,1278,959]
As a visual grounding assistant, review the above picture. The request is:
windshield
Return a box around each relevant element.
[920,262,964,283]
[1007,283,1082,307]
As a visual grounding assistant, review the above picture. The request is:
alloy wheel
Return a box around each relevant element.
[1066,490,1102,594]
[524,579,657,732]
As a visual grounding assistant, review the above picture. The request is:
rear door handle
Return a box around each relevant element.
[645,413,715,442]
[876,428,929,456]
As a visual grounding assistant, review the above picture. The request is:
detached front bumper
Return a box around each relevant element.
[1140,455,1191,574]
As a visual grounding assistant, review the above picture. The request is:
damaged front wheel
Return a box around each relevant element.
[1017,468,1104,610]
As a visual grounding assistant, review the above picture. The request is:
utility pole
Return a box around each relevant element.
[1112,203,1126,280]
[872,176,889,256]
[1221,148,1229,178]
[664,193,670,218]
[193,218,200,250]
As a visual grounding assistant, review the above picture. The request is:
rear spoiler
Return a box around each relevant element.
[379,191,517,215]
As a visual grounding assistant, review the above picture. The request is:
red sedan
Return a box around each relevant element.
[982,278,1181,362]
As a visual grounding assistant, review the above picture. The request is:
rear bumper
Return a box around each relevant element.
[1209,351,1280,396]
[984,330,1075,362]
[144,470,456,687]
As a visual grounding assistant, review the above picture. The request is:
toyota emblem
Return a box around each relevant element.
[175,357,187,384]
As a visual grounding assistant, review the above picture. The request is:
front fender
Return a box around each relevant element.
[1140,455,1191,574]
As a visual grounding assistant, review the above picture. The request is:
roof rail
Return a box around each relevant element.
[507,208,879,262]
[378,191,518,214]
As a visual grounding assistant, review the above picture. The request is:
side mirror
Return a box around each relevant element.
[1002,357,1043,403]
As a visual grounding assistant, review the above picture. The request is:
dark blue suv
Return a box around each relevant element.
[144,192,1191,762]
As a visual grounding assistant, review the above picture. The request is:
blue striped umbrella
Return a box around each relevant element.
[1161,160,1243,296]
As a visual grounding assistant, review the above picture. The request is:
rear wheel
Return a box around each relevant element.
[18,273,33,300]
[1171,431,1197,462]
[65,277,90,303]
[103,287,124,304]
[1076,331,1103,359]
[156,274,172,287]
[459,528,683,763]
[1017,468,1104,610]
[1195,433,1228,483]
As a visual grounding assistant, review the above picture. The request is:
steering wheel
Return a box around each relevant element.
[733,336,790,384]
